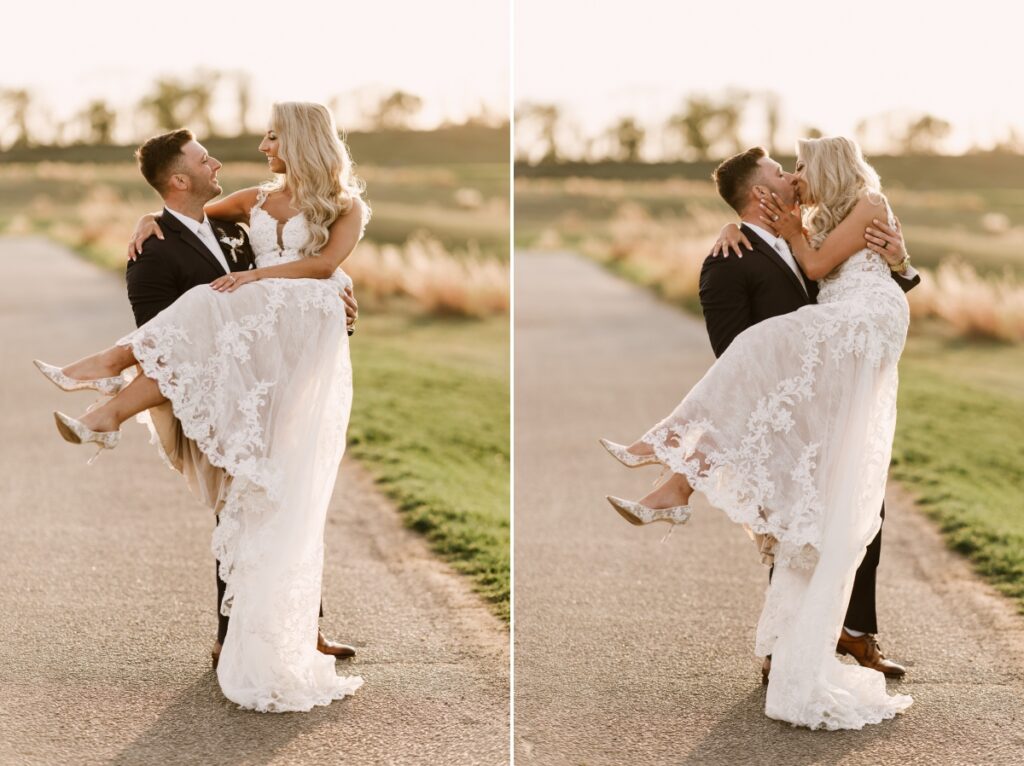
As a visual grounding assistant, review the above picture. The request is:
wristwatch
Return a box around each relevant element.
[889,253,911,275]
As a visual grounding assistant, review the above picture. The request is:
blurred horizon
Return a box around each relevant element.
[515,0,1024,160]
[0,0,509,147]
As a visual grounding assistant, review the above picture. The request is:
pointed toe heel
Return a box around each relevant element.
[606,495,691,527]
[34,359,125,396]
[53,411,121,463]
[599,438,660,468]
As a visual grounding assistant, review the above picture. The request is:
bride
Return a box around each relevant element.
[602,136,914,729]
[35,102,366,712]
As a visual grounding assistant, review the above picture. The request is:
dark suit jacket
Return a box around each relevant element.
[125,208,256,327]
[698,223,921,358]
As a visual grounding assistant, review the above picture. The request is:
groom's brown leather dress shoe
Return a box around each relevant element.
[761,656,771,685]
[317,630,356,659]
[211,632,355,669]
[836,629,906,677]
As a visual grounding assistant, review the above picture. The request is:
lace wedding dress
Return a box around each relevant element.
[641,205,913,729]
[117,190,363,712]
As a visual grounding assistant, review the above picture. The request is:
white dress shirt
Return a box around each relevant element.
[745,222,808,295]
[165,207,231,274]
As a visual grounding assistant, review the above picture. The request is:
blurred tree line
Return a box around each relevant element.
[516,90,1024,163]
[0,72,503,149]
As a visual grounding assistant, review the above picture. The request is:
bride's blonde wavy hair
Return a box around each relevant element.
[263,101,369,258]
[798,136,884,247]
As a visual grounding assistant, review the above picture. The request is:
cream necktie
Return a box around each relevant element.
[774,239,807,296]
[196,223,230,273]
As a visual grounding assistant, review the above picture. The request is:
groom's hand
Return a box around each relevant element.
[341,286,358,335]
[865,217,907,266]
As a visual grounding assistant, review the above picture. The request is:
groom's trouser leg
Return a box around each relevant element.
[766,504,884,634]
[214,561,325,644]
[843,503,884,634]
[216,559,229,644]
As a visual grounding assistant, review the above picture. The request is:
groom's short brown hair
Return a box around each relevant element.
[135,129,194,194]
[713,146,766,214]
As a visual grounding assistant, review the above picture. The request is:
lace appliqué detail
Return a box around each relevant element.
[642,236,908,567]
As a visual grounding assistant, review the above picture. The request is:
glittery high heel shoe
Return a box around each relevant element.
[53,411,121,464]
[34,359,125,396]
[599,438,661,468]
[606,495,692,527]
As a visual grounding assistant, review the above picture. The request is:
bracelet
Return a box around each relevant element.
[889,254,910,274]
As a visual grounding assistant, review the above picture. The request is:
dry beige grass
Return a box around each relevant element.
[347,236,509,317]
[909,260,1024,342]
[13,184,508,319]
[578,203,1024,343]
[579,202,719,303]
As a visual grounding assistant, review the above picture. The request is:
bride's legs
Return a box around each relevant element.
[78,372,167,433]
[638,472,694,509]
[62,344,137,381]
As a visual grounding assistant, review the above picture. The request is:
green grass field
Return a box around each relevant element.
[895,335,1024,610]
[348,311,510,618]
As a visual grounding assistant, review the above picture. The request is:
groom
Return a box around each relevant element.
[702,146,919,684]
[126,128,359,668]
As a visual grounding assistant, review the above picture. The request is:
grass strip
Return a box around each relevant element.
[893,337,1024,611]
[348,312,510,620]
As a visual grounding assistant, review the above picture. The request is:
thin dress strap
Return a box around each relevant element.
[253,186,270,210]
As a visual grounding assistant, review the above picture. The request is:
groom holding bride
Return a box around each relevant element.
[38,103,370,712]
[702,146,920,685]
[122,128,362,671]
[602,137,921,729]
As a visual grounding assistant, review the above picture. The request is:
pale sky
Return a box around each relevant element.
[1,0,509,140]
[515,0,1024,155]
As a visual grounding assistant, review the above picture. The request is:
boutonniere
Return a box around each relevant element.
[215,228,246,265]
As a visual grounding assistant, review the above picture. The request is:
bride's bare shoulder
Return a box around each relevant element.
[850,189,888,222]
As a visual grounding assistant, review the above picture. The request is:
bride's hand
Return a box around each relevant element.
[711,223,753,258]
[759,192,803,241]
[211,270,260,293]
[127,214,164,261]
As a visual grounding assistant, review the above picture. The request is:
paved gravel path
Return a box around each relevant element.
[0,237,509,766]
[513,250,1024,766]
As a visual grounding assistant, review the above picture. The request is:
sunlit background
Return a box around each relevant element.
[516,0,1023,160]
[3,0,508,143]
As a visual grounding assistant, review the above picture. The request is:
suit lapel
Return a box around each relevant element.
[159,209,227,276]
[741,224,812,303]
